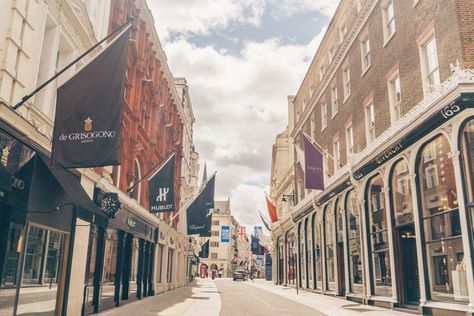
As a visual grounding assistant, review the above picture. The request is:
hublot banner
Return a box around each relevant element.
[148,153,175,213]
[51,28,131,169]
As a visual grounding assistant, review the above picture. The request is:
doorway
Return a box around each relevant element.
[396,224,420,307]
[336,241,345,295]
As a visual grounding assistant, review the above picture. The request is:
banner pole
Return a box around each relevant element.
[12,17,134,111]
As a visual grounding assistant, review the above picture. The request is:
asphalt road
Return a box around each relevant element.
[215,279,325,316]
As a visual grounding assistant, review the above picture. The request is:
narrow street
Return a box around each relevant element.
[97,279,409,316]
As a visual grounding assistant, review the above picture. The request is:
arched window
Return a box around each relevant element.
[367,174,392,296]
[286,231,296,285]
[299,222,305,286]
[391,159,413,226]
[335,199,344,243]
[418,135,467,303]
[314,215,322,289]
[346,190,363,293]
[130,159,141,201]
[461,119,474,245]
[324,203,336,290]
[306,217,313,286]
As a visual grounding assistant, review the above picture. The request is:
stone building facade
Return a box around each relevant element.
[271,1,474,315]
[0,0,200,315]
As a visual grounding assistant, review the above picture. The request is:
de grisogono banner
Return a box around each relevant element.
[148,154,175,213]
[187,175,215,237]
[51,28,131,169]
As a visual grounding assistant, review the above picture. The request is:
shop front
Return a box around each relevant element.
[0,125,106,316]
[83,201,156,315]
[292,92,474,315]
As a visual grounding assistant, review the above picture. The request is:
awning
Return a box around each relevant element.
[12,154,106,226]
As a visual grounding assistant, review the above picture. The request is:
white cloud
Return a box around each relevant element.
[163,29,326,228]
[268,0,338,18]
[147,0,266,39]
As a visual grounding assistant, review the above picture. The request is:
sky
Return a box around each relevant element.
[146,0,338,230]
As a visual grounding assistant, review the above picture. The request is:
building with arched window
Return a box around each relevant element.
[270,1,474,315]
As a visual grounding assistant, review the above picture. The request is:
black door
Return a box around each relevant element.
[399,225,420,306]
[337,242,345,295]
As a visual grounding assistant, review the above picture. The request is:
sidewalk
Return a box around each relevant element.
[97,278,221,316]
[247,280,408,316]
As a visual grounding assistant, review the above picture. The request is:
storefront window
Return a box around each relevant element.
[286,232,296,285]
[368,175,392,296]
[129,238,139,296]
[461,119,474,243]
[167,248,174,283]
[324,203,336,290]
[314,219,322,289]
[418,135,468,303]
[299,222,305,284]
[17,226,67,316]
[392,160,413,226]
[306,217,312,285]
[346,190,363,293]
[102,229,118,305]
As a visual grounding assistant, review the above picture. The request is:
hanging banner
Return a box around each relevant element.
[199,240,209,258]
[303,135,324,190]
[187,175,215,237]
[148,154,175,213]
[221,226,230,243]
[51,28,131,168]
[251,235,263,255]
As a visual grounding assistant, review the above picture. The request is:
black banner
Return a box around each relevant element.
[51,28,131,168]
[148,154,175,213]
[187,175,215,237]
[199,240,209,258]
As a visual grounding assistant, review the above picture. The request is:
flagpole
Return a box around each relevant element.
[127,152,175,193]
[168,171,217,224]
[12,16,134,111]
[301,131,335,161]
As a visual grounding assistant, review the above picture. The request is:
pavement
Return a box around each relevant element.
[97,278,411,316]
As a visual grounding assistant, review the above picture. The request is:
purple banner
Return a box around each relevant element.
[303,136,324,190]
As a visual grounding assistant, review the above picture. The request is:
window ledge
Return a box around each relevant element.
[343,93,351,104]
[331,111,338,119]
[413,0,421,8]
[424,301,473,313]
[321,125,327,132]
[383,31,396,48]
[361,65,371,77]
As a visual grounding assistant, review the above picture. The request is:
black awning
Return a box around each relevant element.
[37,156,106,224]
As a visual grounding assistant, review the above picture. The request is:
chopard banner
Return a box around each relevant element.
[148,153,175,213]
[187,174,215,237]
[51,28,131,168]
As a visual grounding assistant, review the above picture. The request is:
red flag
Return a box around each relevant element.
[265,195,278,223]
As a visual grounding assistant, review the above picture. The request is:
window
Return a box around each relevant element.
[211,253,218,259]
[365,102,376,144]
[346,123,354,157]
[211,230,220,237]
[418,136,467,303]
[346,190,363,293]
[130,159,141,201]
[210,241,219,248]
[310,83,315,98]
[391,160,414,226]
[360,36,371,71]
[329,46,336,63]
[420,36,440,91]
[212,220,220,226]
[382,0,396,43]
[367,175,392,296]
[320,65,326,81]
[321,103,327,130]
[314,219,322,288]
[310,117,315,139]
[324,150,330,176]
[324,204,336,290]
[340,24,347,44]
[331,86,338,116]
[461,119,474,243]
[387,72,402,124]
[298,223,305,285]
[343,67,351,100]
[333,137,340,171]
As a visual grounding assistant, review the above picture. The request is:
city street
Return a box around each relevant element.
[97,278,409,316]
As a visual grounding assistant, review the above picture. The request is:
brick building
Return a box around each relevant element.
[271,1,474,315]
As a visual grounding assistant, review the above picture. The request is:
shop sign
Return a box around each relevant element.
[109,208,154,241]
[353,93,474,180]
[221,226,230,243]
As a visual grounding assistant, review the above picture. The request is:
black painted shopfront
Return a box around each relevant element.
[83,200,157,315]
[0,124,106,316]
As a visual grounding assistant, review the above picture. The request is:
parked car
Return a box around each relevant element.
[233,270,247,281]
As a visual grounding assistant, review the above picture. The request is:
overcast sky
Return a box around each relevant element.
[147,0,337,231]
